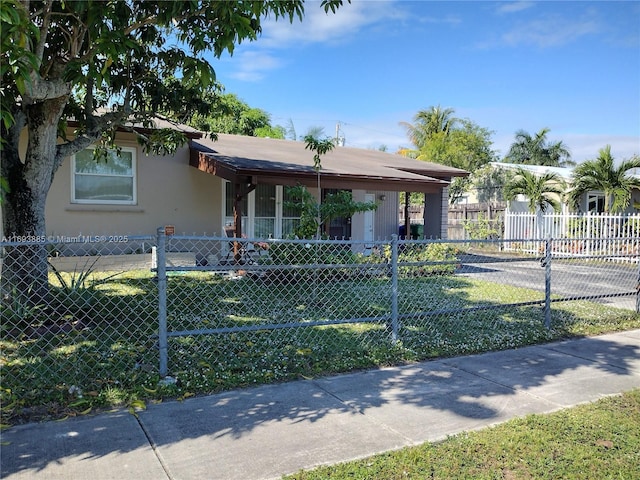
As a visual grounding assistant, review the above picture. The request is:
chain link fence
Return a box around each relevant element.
[1,232,639,421]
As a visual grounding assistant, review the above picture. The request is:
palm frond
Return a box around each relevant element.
[570,146,639,213]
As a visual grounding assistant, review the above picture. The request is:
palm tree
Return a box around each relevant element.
[505,168,566,238]
[505,128,574,167]
[398,106,459,236]
[568,145,640,213]
[505,168,565,213]
[399,105,458,152]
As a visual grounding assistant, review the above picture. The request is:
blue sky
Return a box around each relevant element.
[210,1,640,164]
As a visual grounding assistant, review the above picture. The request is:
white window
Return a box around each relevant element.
[224,182,299,238]
[587,193,605,213]
[72,147,136,204]
[281,187,300,237]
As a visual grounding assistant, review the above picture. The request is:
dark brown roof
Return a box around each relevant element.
[190,134,468,193]
[68,115,204,140]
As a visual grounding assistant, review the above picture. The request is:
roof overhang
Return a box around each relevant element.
[67,115,204,140]
[190,134,468,194]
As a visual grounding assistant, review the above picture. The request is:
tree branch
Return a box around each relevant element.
[24,76,71,103]
[54,109,131,166]
[33,0,53,64]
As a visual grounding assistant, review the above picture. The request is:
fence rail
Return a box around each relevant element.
[1,232,639,422]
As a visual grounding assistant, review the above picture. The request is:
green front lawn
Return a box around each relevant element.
[1,270,639,425]
[286,389,640,480]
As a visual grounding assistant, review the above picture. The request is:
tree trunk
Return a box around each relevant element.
[1,97,67,306]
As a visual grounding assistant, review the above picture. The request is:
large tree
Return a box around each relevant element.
[568,145,640,213]
[398,106,458,230]
[399,104,458,155]
[416,119,497,203]
[505,127,574,167]
[1,0,345,302]
[191,92,284,138]
[472,164,514,204]
[400,108,496,205]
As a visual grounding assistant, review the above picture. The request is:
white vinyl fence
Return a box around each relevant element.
[503,210,640,260]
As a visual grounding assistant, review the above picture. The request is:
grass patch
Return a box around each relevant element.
[1,269,639,425]
[285,389,640,479]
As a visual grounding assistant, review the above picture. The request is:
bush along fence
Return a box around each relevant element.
[1,231,639,422]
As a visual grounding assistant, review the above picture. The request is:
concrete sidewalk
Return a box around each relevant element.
[2,329,640,480]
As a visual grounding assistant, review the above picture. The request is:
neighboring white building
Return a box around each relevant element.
[487,162,640,215]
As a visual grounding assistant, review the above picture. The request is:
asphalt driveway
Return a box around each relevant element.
[456,251,637,310]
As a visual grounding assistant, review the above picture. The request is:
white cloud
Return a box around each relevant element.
[259,1,403,47]
[227,51,284,82]
[344,127,407,152]
[500,14,601,48]
[496,1,536,15]
[560,134,640,164]
[226,1,467,83]
[415,13,462,26]
[474,7,603,50]
[226,1,406,82]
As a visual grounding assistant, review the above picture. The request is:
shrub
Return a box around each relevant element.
[49,257,122,314]
[398,243,460,276]
[463,212,502,240]
[264,242,364,283]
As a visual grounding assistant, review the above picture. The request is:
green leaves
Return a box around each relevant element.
[400,108,496,203]
[0,0,40,129]
[136,128,189,156]
[321,0,347,14]
[181,57,215,90]
[192,93,276,136]
[283,186,377,240]
[569,145,640,213]
[3,0,346,143]
[505,128,574,167]
[504,168,565,214]
[304,135,335,172]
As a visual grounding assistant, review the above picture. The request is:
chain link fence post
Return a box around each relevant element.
[544,236,552,329]
[156,227,168,377]
[390,234,399,342]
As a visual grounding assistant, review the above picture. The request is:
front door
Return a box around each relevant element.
[363,193,375,253]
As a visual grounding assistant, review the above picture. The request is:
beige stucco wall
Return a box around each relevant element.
[3,129,427,243]
[45,132,224,238]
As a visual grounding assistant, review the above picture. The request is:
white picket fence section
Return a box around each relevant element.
[503,210,640,261]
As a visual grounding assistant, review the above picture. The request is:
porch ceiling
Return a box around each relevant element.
[189,134,468,194]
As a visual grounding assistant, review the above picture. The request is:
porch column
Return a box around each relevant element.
[232,180,257,262]
[233,183,242,262]
[423,188,447,239]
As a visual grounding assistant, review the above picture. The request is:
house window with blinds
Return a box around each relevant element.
[72,147,136,204]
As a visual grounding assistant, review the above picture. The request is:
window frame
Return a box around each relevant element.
[587,192,606,213]
[223,182,297,239]
[71,146,137,205]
